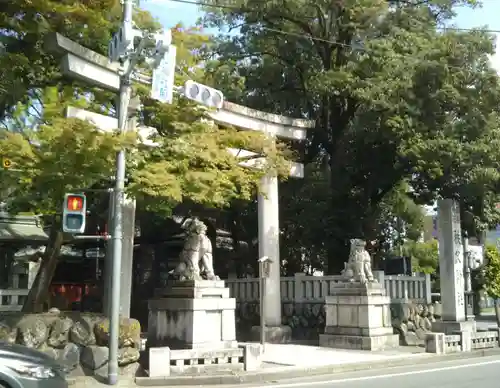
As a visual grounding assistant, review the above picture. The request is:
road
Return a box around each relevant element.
[231,354,500,388]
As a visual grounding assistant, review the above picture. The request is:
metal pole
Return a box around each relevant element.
[108,0,133,385]
[259,262,265,354]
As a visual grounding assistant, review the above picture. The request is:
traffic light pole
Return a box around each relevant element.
[108,0,133,385]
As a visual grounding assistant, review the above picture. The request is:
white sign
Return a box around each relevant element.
[151,45,176,104]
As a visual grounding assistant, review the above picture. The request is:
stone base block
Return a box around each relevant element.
[250,325,292,344]
[432,320,476,334]
[148,280,237,350]
[425,332,445,354]
[319,332,399,351]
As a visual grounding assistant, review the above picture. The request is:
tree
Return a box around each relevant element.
[481,245,500,324]
[201,0,500,273]
[0,3,290,311]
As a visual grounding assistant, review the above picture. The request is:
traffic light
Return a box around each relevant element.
[183,81,224,109]
[62,193,87,234]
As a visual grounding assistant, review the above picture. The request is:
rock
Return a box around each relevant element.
[120,362,140,377]
[80,345,140,371]
[414,328,427,340]
[118,347,140,366]
[70,316,98,346]
[94,317,141,348]
[48,308,61,315]
[403,332,420,346]
[80,345,109,371]
[421,317,432,331]
[48,316,73,348]
[58,343,80,371]
[17,316,49,348]
[0,322,17,344]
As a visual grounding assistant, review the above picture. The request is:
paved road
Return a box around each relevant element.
[232,354,500,388]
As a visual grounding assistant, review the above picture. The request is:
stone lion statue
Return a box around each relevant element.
[341,238,376,285]
[171,218,219,281]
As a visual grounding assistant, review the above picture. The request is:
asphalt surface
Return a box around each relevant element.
[227,354,500,388]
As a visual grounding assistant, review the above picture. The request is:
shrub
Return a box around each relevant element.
[482,245,500,300]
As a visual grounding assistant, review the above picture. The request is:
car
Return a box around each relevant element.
[0,342,68,388]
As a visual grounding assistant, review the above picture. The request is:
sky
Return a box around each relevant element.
[141,0,500,71]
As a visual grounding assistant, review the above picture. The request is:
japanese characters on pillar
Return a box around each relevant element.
[450,201,465,308]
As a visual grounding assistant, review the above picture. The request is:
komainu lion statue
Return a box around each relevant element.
[171,218,219,281]
[341,238,376,285]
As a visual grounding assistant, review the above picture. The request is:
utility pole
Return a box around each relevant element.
[108,0,133,384]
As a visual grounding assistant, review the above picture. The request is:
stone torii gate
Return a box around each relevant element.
[209,102,314,341]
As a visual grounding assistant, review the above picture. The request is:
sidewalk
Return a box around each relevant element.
[69,343,500,387]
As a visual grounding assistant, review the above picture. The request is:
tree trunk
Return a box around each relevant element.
[22,218,64,313]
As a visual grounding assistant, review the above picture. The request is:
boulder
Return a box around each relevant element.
[17,316,49,348]
[80,345,140,371]
[118,347,140,366]
[0,322,17,344]
[94,317,141,348]
[47,316,73,348]
[70,315,100,346]
[58,342,80,371]
[80,345,109,371]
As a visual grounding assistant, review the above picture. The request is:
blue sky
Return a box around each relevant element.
[141,0,500,70]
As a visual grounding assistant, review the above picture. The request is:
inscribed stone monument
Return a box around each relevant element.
[432,199,475,333]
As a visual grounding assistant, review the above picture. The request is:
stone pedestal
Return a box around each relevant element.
[147,280,237,349]
[431,320,476,335]
[319,282,399,351]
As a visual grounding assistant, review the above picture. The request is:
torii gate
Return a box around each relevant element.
[209,102,314,340]
[66,103,314,340]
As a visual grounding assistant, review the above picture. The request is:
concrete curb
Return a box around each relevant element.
[134,348,500,386]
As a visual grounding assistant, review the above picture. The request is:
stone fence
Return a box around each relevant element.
[0,289,29,312]
[225,271,432,304]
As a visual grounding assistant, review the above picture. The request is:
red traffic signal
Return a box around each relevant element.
[66,195,84,212]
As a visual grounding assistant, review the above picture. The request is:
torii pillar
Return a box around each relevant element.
[210,103,314,342]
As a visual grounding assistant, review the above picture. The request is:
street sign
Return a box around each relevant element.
[151,45,176,104]
[2,158,12,169]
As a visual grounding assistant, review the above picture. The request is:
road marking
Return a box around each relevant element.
[261,359,500,388]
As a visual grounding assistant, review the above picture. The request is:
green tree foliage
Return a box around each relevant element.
[398,240,439,275]
[0,0,121,121]
[0,2,290,310]
[201,0,500,273]
[482,245,500,300]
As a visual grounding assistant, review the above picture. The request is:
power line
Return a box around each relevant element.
[164,0,500,72]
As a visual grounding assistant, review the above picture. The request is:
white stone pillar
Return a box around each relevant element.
[257,174,282,327]
[437,199,465,322]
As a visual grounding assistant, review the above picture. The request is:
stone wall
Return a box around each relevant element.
[0,309,141,376]
[236,302,325,343]
[235,301,442,345]
[391,301,442,346]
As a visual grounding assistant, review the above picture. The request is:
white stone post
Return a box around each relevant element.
[258,174,282,327]
[437,199,465,322]
[433,199,475,334]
